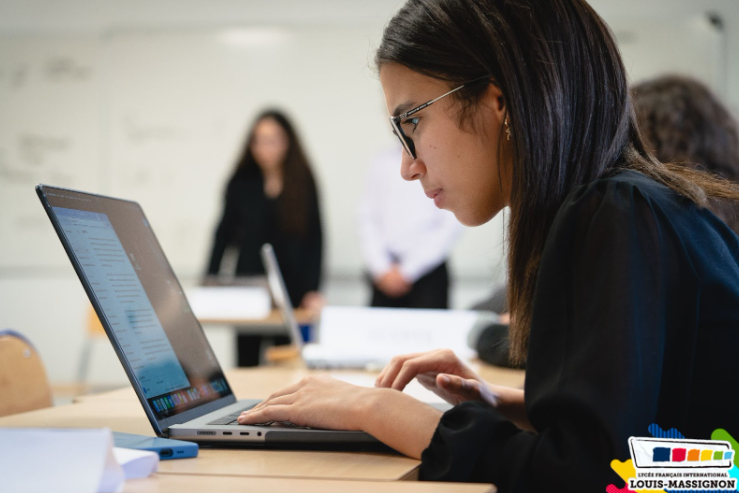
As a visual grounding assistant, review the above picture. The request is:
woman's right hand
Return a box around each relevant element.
[375,349,498,407]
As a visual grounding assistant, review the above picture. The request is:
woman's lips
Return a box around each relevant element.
[425,188,443,208]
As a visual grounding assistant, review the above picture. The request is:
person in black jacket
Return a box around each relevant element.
[207,109,323,366]
[237,1,739,491]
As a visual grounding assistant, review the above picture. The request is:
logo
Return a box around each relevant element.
[629,437,734,469]
[608,425,739,493]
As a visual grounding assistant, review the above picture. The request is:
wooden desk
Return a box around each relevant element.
[2,367,418,481]
[123,474,495,493]
[66,363,522,483]
[198,308,314,335]
[0,398,420,481]
[1,365,518,489]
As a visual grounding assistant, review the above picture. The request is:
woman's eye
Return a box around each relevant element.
[402,117,420,131]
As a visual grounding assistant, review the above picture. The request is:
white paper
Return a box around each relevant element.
[113,447,159,479]
[329,372,442,402]
[186,286,270,320]
[0,428,124,493]
[305,306,481,368]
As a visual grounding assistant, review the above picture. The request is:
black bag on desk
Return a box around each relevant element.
[475,323,525,370]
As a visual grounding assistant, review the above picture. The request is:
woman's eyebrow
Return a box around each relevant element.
[392,101,416,117]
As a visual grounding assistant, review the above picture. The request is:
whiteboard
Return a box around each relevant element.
[0,18,726,278]
[0,36,102,269]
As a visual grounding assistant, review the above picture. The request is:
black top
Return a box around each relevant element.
[420,170,739,491]
[206,168,323,307]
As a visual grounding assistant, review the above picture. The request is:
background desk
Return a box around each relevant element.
[197,308,314,336]
[198,308,315,366]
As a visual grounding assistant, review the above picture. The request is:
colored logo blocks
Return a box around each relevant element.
[630,437,734,469]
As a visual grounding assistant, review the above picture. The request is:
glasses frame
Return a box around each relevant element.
[389,75,491,159]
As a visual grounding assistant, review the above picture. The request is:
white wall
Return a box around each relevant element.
[1,0,737,386]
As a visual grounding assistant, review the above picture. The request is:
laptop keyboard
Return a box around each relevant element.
[207,403,308,428]
[207,404,259,425]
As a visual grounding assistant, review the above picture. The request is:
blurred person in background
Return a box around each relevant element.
[358,145,463,309]
[206,109,323,366]
[633,75,739,235]
[472,75,739,367]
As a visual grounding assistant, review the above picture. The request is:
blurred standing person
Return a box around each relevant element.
[207,109,324,366]
[358,145,463,308]
[633,75,739,234]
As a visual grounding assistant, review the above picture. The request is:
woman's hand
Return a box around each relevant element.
[300,291,325,317]
[238,375,368,431]
[237,374,444,458]
[376,349,533,431]
[375,349,495,407]
[375,265,412,298]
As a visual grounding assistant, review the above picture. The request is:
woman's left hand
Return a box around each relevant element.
[237,375,368,431]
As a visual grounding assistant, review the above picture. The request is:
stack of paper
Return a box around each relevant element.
[0,428,158,493]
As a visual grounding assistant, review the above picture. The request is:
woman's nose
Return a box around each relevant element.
[400,152,425,181]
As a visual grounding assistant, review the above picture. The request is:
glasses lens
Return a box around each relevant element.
[390,117,416,159]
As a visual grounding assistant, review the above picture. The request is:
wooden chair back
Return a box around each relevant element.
[0,330,53,417]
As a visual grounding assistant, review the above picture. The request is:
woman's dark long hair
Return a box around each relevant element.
[376,0,739,364]
[231,109,318,238]
[633,75,739,234]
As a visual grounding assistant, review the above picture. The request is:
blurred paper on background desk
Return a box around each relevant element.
[303,307,482,369]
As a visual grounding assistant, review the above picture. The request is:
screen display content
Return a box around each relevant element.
[41,187,232,420]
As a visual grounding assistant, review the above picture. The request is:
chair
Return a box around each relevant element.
[0,330,53,417]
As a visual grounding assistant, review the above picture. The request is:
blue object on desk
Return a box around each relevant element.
[113,431,198,459]
[299,323,313,342]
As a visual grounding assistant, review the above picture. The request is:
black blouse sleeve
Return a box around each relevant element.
[420,175,703,491]
[206,180,240,275]
[302,186,323,293]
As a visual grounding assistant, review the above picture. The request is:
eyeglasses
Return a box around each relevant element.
[389,75,491,159]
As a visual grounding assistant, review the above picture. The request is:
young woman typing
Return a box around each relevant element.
[238,1,739,490]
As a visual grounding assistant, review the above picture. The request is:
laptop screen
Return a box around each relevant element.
[38,186,233,421]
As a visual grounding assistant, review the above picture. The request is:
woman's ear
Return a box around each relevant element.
[483,82,506,122]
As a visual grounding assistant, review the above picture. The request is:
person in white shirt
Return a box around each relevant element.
[358,145,464,308]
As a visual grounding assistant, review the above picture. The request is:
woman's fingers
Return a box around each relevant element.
[436,374,481,400]
[376,349,468,391]
[238,393,299,424]
[375,352,426,388]
[242,378,305,414]
[255,393,297,411]
[238,404,293,425]
[390,352,446,391]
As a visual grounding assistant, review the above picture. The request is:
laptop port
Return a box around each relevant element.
[222,432,232,436]
[240,432,250,436]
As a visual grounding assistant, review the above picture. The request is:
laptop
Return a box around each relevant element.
[261,243,388,369]
[260,244,479,370]
[36,184,378,447]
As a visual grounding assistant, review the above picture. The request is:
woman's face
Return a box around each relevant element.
[250,117,289,172]
[379,63,511,226]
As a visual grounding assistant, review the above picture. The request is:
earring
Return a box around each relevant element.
[504,118,511,141]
